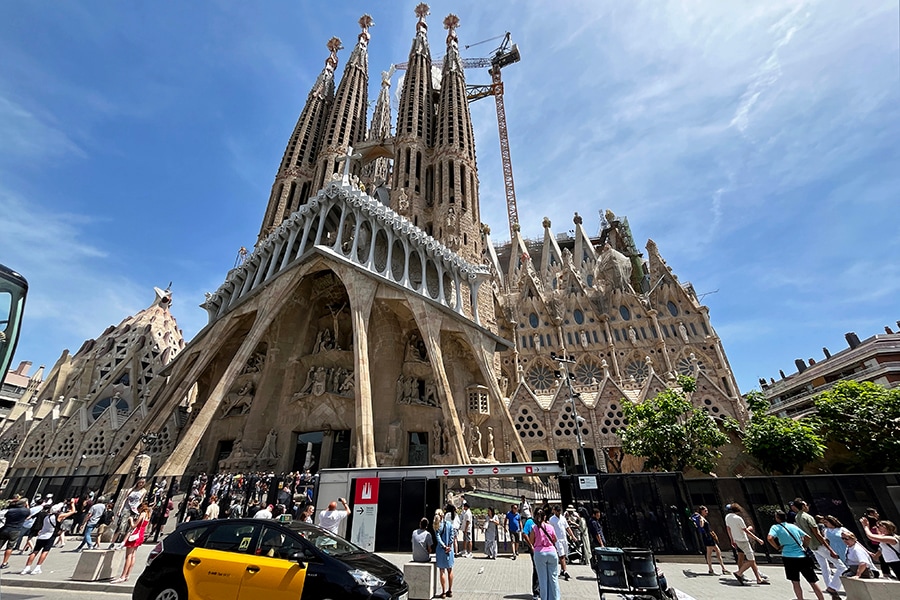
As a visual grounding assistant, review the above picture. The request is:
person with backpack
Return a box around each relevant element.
[20,499,77,575]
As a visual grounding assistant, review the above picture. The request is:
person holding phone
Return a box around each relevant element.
[318,497,350,535]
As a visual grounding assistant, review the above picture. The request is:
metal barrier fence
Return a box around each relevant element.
[565,472,900,559]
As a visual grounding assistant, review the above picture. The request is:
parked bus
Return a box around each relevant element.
[0,264,27,377]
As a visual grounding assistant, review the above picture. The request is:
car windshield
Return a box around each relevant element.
[294,527,365,557]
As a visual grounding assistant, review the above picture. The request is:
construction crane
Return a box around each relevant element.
[393,32,522,242]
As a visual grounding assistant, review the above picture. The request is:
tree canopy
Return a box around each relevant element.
[814,380,900,472]
[618,376,729,473]
[741,391,825,474]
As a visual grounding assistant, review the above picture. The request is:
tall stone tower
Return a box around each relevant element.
[258,38,341,242]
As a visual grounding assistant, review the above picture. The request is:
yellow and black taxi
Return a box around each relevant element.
[132,518,408,600]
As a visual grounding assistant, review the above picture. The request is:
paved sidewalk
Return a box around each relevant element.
[0,539,835,599]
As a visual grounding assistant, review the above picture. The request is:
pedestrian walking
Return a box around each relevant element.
[506,503,521,559]
[725,503,768,585]
[549,504,575,580]
[483,506,499,559]
[790,499,842,587]
[0,499,43,568]
[20,499,77,575]
[73,496,106,551]
[767,509,826,600]
[690,505,729,575]
[527,508,560,600]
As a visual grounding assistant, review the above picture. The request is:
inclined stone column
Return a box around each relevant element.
[340,268,378,468]
[409,298,468,463]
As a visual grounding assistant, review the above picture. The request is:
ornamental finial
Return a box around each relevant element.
[358,14,374,43]
[443,13,459,45]
[325,37,343,71]
[415,3,430,21]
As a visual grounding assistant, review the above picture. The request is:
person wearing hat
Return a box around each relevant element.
[20,499,77,575]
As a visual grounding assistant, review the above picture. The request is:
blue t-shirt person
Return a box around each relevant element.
[506,510,521,533]
[767,522,808,558]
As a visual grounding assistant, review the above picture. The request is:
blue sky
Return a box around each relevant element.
[1,1,897,394]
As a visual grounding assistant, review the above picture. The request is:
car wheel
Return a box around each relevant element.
[151,583,187,600]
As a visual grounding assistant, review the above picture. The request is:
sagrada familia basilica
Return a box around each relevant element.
[0,5,747,488]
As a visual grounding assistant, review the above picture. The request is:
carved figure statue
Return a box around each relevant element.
[339,370,355,395]
[469,422,483,459]
[628,327,638,343]
[580,330,589,348]
[433,421,443,456]
[328,304,345,349]
[257,429,278,463]
[222,380,255,416]
[397,188,409,213]
[486,426,496,461]
[312,367,328,396]
[533,333,541,350]
[679,322,689,343]
[298,367,316,395]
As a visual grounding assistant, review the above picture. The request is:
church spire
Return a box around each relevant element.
[433,14,480,263]
[257,38,341,242]
[392,3,435,224]
[313,15,372,190]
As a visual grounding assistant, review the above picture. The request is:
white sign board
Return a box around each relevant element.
[350,504,378,551]
[577,476,598,490]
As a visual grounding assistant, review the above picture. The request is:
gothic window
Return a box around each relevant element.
[555,403,590,439]
[619,305,631,321]
[702,398,721,415]
[91,395,130,421]
[667,301,679,317]
[676,356,706,376]
[599,402,627,435]
[573,309,585,324]
[514,406,544,439]
[624,360,649,383]
[527,364,557,391]
[574,360,603,385]
[528,313,539,328]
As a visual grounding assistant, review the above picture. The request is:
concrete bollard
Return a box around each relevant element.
[403,561,436,600]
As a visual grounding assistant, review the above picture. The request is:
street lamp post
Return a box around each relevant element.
[551,352,589,473]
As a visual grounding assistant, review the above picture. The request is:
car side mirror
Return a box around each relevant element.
[289,550,307,566]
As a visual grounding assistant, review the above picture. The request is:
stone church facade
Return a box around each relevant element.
[2,6,747,485]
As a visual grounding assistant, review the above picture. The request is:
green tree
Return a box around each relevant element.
[814,380,900,472]
[741,391,825,474]
[618,376,729,473]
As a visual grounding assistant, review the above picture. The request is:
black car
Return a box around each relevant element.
[132,518,408,600]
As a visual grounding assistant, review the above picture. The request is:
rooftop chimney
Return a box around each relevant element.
[795,359,807,373]
[885,326,894,335]
[823,347,831,359]
[759,378,768,389]
[808,358,816,366]
[845,332,861,349]
[779,369,787,379]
